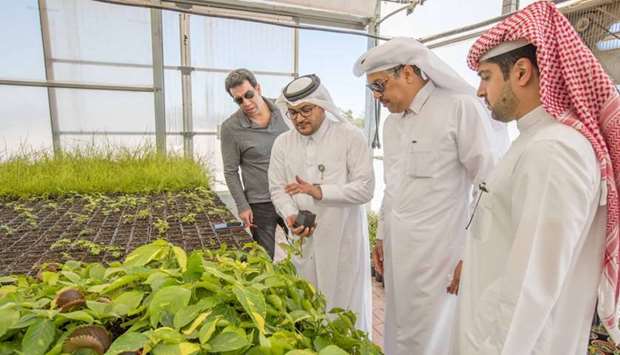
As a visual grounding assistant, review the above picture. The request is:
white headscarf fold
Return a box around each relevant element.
[353,37,474,95]
[276,79,349,124]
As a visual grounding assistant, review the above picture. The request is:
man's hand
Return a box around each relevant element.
[239,208,254,228]
[372,240,384,276]
[447,260,463,295]
[286,214,316,238]
[285,176,323,200]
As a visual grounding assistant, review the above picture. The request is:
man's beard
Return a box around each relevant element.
[490,83,519,122]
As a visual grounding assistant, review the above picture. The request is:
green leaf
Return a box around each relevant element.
[88,263,106,282]
[40,272,59,286]
[151,342,200,355]
[148,286,191,327]
[183,251,204,282]
[0,308,19,338]
[289,310,311,324]
[233,285,266,334]
[286,350,316,355]
[112,290,144,316]
[197,319,219,344]
[57,310,94,322]
[151,327,185,344]
[172,246,187,272]
[124,242,167,268]
[105,332,149,355]
[60,271,82,284]
[318,345,348,355]
[207,331,249,352]
[21,319,56,355]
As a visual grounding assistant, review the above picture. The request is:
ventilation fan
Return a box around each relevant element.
[562,0,620,84]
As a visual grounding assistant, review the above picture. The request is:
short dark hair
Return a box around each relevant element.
[225,68,258,95]
[484,44,539,80]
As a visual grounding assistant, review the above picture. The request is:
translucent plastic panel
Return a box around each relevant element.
[166,134,184,155]
[60,134,155,152]
[0,1,45,80]
[431,39,478,87]
[194,135,226,191]
[163,10,181,66]
[191,16,294,73]
[298,29,367,118]
[0,86,52,157]
[52,62,153,86]
[192,72,292,131]
[165,69,183,133]
[45,0,152,84]
[380,0,502,39]
[55,89,154,132]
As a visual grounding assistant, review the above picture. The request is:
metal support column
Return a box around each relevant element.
[38,0,61,155]
[293,17,300,78]
[363,1,381,148]
[179,13,194,158]
[502,0,519,14]
[150,7,167,155]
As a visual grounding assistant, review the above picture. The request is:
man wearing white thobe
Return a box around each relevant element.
[268,75,374,333]
[353,38,503,355]
[454,2,620,354]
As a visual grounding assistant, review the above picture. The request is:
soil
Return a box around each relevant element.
[0,190,253,275]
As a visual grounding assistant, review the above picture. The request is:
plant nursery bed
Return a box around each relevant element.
[0,188,252,275]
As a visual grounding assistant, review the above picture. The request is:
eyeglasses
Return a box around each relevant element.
[286,105,315,120]
[233,90,255,105]
[365,65,405,93]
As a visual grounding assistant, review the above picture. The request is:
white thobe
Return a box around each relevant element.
[268,118,375,333]
[379,81,497,355]
[454,106,607,355]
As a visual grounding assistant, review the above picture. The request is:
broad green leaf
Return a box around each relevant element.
[21,319,56,355]
[207,331,249,352]
[57,310,94,322]
[173,304,204,330]
[151,327,185,344]
[148,286,191,327]
[151,342,200,355]
[197,319,219,344]
[0,308,19,338]
[86,300,111,317]
[112,290,144,316]
[172,246,187,272]
[88,263,106,281]
[40,272,58,286]
[180,311,210,335]
[318,345,348,355]
[233,285,266,334]
[105,332,149,355]
[204,265,238,285]
[60,271,81,284]
[289,310,311,324]
[183,251,204,281]
[286,351,316,355]
[124,242,167,268]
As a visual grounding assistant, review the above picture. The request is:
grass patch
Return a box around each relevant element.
[0,147,210,198]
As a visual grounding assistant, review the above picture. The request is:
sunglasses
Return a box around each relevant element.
[366,79,389,93]
[286,105,315,120]
[233,90,255,105]
[365,65,405,93]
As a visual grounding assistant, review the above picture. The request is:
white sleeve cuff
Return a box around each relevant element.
[319,184,344,202]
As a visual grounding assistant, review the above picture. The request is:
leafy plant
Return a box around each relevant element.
[0,240,381,354]
[153,218,170,236]
[0,146,210,199]
[0,224,14,236]
[367,212,378,257]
